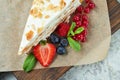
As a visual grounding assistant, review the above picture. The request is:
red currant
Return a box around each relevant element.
[88,2,96,9]
[82,19,89,27]
[73,36,78,41]
[85,0,91,3]
[76,34,84,41]
[73,27,87,42]
[82,14,88,21]
[82,29,88,36]
[84,7,90,13]
[71,0,95,42]
[77,5,84,13]
[76,21,82,27]
[74,34,86,42]
[81,37,86,42]
[72,15,80,22]
[75,13,82,18]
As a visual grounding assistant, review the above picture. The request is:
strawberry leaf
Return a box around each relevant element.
[67,37,81,51]
[74,27,84,35]
[23,53,37,73]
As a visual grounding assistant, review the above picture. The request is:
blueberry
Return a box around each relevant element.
[50,34,60,44]
[57,46,67,55]
[60,38,68,47]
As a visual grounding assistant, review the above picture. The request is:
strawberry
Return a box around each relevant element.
[33,43,56,67]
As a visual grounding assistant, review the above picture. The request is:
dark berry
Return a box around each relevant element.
[73,15,80,22]
[84,7,90,13]
[57,46,67,55]
[50,33,60,44]
[60,38,68,47]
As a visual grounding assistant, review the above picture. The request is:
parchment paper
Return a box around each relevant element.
[0,0,111,72]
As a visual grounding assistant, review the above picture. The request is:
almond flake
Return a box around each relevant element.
[26,30,34,40]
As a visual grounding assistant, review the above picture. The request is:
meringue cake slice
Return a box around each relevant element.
[18,0,82,55]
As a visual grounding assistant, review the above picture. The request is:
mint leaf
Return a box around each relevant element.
[23,53,37,73]
[67,37,81,51]
[71,31,75,36]
[74,27,84,35]
[67,22,76,36]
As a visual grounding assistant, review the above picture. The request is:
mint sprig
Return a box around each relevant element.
[67,37,81,51]
[67,22,76,36]
[67,22,84,51]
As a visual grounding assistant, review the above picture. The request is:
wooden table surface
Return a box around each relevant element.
[13,0,120,80]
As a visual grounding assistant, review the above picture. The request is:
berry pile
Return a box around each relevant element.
[54,0,95,54]
[72,0,95,42]
[56,0,95,42]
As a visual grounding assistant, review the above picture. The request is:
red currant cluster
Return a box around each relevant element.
[72,0,95,42]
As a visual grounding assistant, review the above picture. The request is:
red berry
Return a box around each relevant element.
[84,7,90,13]
[73,15,80,22]
[85,0,91,3]
[75,13,82,18]
[77,5,84,13]
[82,14,88,21]
[56,23,70,37]
[81,37,86,42]
[82,29,88,36]
[73,36,78,41]
[88,2,95,9]
[73,27,87,42]
[76,21,82,27]
[81,24,88,30]
[33,43,56,67]
[82,19,89,27]
[73,27,78,32]
[74,34,85,42]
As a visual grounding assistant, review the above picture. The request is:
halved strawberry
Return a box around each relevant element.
[33,43,56,67]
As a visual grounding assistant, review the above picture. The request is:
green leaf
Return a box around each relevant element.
[23,53,37,73]
[74,27,84,35]
[71,31,75,36]
[39,40,47,45]
[67,37,81,51]
[67,22,76,36]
